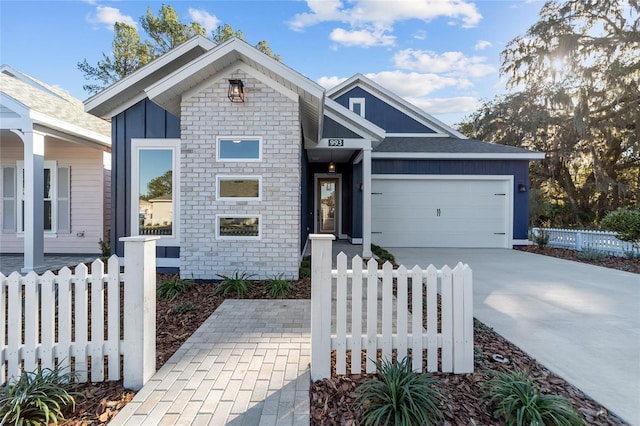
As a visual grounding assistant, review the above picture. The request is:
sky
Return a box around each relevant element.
[0,0,544,126]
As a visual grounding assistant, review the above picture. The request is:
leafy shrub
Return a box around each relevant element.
[0,366,78,425]
[484,369,585,426]
[171,302,198,314]
[157,275,193,299]
[355,357,442,426]
[577,247,607,261]
[601,205,640,250]
[371,244,396,264]
[267,273,294,298]
[216,271,255,298]
[98,235,110,258]
[624,250,640,260]
[299,256,311,278]
[533,229,550,249]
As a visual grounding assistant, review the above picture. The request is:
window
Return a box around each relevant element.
[216,215,261,239]
[349,98,365,118]
[131,139,180,246]
[217,137,261,161]
[9,161,70,234]
[216,176,261,200]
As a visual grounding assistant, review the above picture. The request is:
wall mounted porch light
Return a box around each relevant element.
[228,79,245,103]
[518,183,528,192]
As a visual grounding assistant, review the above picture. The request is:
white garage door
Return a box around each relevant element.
[371,177,511,248]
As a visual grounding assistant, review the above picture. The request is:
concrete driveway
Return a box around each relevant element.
[388,248,640,425]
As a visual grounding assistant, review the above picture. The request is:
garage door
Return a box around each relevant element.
[371,177,511,248]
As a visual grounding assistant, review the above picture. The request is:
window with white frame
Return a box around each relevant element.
[216,215,261,239]
[216,176,261,200]
[131,139,180,246]
[217,137,261,161]
[4,161,70,234]
[349,98,366,118]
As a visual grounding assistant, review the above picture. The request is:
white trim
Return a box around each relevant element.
[362,147,372,258]
[17,160,58,234]
[216,137,262,162]
[372,152,546,160]
[512,239,530,246]
[29,110,111,147]
[130,138,181,247]
[215,214,262,240]
[324,98,385,141]
[314,173,342,236]
[349,97,365,117]
[350,237,363,244]
[216,175,262,201]
[385,133,451,137]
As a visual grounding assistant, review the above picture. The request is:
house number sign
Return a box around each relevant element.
[328,139,344,147]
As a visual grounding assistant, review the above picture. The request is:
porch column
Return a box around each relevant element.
[22,130,45,273]
[362,146,372,258]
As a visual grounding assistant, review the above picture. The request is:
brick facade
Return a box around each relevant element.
[180,70,301,279]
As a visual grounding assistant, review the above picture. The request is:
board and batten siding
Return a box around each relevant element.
[110,98,180,258]
[369,159,531,242]
[0,136,107,254]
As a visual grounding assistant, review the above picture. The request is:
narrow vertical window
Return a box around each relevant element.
[57,166,70,233]
[2,167,16,232]
[349,98,365,118]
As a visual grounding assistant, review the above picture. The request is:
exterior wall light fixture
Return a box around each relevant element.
[518,183,527,192]
[328,149,336,173]
[228,79,245,103]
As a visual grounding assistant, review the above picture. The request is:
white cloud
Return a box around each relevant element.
[474,40,492,51]
[408,96,481,115]
[413,30,427,40]
[330,27,395,47]
[188,8,220,33]
[393,49,496,78]
[317,76,347,89]
[288,0,482,47]
[88,5,137,29]
[365,70,460,97]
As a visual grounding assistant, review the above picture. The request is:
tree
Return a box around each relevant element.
[460,0,639,226]
[79,5,280,94]
[145,170,172,200]
[601,205,640,250]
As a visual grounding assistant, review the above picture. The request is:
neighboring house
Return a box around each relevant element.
[84,37,543,279]
[0,65,111,272]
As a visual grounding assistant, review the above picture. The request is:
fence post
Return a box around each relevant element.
[310,234,335,381]
[576,231,583,251]
[121,236,159,390]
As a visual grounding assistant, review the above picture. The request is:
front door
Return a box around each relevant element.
[317,178,339,235]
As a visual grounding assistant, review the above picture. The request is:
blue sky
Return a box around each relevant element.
[0,0,544,125]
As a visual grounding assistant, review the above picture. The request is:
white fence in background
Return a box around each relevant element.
[0,236,158,390]
[309,235,474,380]
[532,227,638,257]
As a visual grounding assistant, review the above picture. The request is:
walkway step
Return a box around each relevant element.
[110,300,311,425]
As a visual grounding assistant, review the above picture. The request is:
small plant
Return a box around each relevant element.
[484,369,585,426]
[157,275,193,299]
[601,205,640,251]
[355,357,443,426]
[267,273,294,298]
[577,247,607,261]
[0,366,79,425]
[299,255,311,278]
[216,271,255,298]
[533,229,550,249]
[98,235,110,258]
[171,302,198,314]
[624,249,640,260]
[371,244,396,264]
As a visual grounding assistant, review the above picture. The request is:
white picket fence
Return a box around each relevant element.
[532,227,639,257]
[309,235,474,380]
[0,236,159,390]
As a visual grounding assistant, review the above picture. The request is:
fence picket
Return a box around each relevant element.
[350,255,363,374]
[396,266,408,361]
[40,271,56,370]
[335,252,347,375]
[107,255,121,380]
[452,263,465,373]
[533,227,638,256]
[425,265,438,372]
[462,264,474,373]
[0,273,6,385]
[57,268,72,366]
[366,258,378,373]
[91,259,105,382]
[23,272,39,372]
[410,265,423,372]
[74,263,89,382]
[440,265,453,372]
[7,272,22,381]
[381,262,393,363]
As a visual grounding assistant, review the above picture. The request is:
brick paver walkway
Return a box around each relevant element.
[110,299,311,425]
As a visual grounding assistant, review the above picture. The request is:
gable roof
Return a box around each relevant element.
[327,73,467,139]
[323,98,385,141]
[1,67,110,149]
[145,37,325,145]
[85,36,216,118]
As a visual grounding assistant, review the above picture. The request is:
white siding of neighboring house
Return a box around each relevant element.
[0,136,107,254]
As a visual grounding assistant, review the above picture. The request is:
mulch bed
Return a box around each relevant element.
[516,246,640,274]
[57,246,636,425]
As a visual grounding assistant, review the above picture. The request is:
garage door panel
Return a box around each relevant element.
[371,178,510,248]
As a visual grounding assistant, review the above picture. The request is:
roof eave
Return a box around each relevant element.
[372,152,546,160]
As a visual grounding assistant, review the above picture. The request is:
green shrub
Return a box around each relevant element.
[98,235,110,258]
[0,366,79,425]
[624,250,640,260]
[533,229,550,249]
[484,369,585,426]
[371,244,396,264]
[216,271,255,298]
[267,273,294,298]
[299,255,311,278]
[157,275,193,299]
[577,247,607,261]
[601,205,640,250]
[171,302,198,314]
[355,357,443,426]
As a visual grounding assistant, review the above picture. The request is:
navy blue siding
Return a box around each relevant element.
[351,161,363,239]
[322,116,362,138]
[334,87,436,134]
[300,149,309,252]
[372,159,531,241]
[111,98,180,257]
